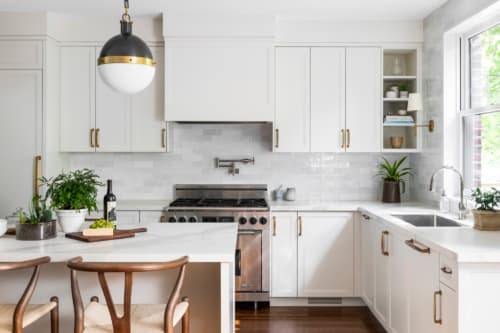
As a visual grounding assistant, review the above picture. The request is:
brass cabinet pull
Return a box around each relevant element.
[34,155,42,196]
[381,231,389,256]
[275,129,279,149]
[161,128,166,148]
[95,128,100,148]
[362,214,370,220]
[341,129,345,148]
[441,266,453,275]
[90,128,95,148]
[434,290,443,325]
[346,129,351,148]
[298,216,303,236]
[272,216,277,236]
[405,239,431,254]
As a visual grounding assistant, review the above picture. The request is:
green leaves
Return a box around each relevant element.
[376,156,412,182]
[471,187,500,211]
[19,195,53,225]
[41,169,103,212]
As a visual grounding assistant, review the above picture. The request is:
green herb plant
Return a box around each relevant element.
[376,156,412,183]
[471,187,500,211]
[19,195,53,225]
[399,83,409,92]
[41,169,103,212]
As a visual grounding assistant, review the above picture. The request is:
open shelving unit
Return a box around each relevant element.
[382,47,422,153]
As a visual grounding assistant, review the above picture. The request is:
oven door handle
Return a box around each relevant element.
[238,230,260,235]
[235,249,241,276]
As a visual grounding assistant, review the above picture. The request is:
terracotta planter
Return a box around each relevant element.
[16,220,57,241]
[382,181,405,203]
[472,210,500,231]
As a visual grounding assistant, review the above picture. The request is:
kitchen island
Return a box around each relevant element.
[0,223,237,333]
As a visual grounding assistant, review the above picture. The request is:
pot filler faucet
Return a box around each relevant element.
[429,166,467,220]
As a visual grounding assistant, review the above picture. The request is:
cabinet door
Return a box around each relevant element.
[407,238,440,333]
[275,47,310,152]
[0,70,42,218]
[345,47,381,152]
[360,214,376,306]
[374,222,390,326]
[140,211,166,224]
[310,47,346,152]
[60,47,96,152]
[270,212,298,297]
[95,47,131,152]
[438,283,458,333]
[0,41,43,69]
[298,212,354,297]
[130,47,167,152]
[389,230,411,333]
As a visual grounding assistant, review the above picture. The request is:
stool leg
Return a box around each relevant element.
[182,297,190,333]
[50,296,59,333]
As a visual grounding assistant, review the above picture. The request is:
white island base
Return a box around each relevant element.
[0,223,237,333]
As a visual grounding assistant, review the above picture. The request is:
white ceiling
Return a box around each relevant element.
[0,0,448,20]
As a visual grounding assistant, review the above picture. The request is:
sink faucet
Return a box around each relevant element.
[429,166,467,220]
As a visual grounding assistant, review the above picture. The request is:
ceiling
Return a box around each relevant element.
[0,0,448,20]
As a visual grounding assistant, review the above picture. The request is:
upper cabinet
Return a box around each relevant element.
[0,41,43,69]
[60,46,168,153]
[165,39,274,122]
[274,46,382,153]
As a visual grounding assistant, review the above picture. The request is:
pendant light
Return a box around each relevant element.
[98,0,155,95]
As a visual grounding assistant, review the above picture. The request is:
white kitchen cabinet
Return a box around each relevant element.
[0,70,42,218]
[374,222,390,326]
[0,41,43,69]
[438,283,458,333]
[310,47,346,153]
[165,39,273,122]
[140,211,166,224]
[389,229,411,333]
[360,214,376,307]
[345,47,382,152]
[298,212,354,297]
[274,47,310,152]
[60,46,167,153]
[60,47,95,152]
[270,212,298,297]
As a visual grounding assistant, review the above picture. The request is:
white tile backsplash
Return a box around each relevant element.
[68,123,409,202]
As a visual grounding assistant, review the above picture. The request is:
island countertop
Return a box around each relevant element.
[0,223,238,263]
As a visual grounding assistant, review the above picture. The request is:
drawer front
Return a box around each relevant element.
[439,254,457,290]
[0,41,43,69]
[140,211,166,224]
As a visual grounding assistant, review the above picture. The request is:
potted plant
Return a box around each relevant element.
[41,169,103,233]
[399,83,409,98]
[376,156,412,203]
[16,195,57,240]
[471,188,500,230]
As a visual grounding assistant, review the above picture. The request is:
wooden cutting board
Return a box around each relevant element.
[65,227,147,242]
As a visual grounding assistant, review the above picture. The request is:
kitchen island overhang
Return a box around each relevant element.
[0,223,237,333]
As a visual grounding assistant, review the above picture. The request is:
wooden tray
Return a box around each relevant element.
[65,227,147,242]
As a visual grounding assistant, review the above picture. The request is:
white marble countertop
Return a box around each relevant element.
[0,223,237,263]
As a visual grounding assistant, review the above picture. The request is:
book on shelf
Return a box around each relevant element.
[384,115,415,126]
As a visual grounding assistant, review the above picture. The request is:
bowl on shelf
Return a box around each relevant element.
[390,136,404,149]
[397,110,408,115]
[386,91,398,98]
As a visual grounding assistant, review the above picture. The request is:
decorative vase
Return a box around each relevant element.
[56,209,87,233]
[16,220,57,241]
[382,181,405,203]
[390,136,404,149]
[472,210,500,231]
[400,91,409,98]
[392,57,403,75]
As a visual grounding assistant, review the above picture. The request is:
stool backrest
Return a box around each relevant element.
[67,256,189,333]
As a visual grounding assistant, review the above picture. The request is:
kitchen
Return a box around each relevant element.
[0,0,500,332]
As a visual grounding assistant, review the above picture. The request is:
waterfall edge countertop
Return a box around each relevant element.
[0,223,238,263]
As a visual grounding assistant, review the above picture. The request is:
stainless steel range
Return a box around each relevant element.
[165,184,270,303]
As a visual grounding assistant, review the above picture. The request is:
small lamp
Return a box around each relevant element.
[407,93,434,132]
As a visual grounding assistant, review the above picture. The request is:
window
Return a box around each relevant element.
[462,23,500,189]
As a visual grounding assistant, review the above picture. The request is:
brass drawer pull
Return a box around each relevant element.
[161,128,166,148]
[341,129,345,148]
[272,216,277,236]
[34,155,42,196]
[275,129,279,149]
[434,290,443,325]
[95,128,100,148]
[441,266,453,275]
[346,129,351,148]
[298,216,302,236]
[405,239,431,254]
[381,231,389,256]
[90,128,95,148]
[362,214,370,220]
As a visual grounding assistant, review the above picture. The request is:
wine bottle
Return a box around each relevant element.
[103,179,117,227]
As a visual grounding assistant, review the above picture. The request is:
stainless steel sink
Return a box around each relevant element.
[391,214,464,227]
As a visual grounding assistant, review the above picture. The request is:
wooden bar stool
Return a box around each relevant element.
[67,256,190,333]
[0,256,59,333]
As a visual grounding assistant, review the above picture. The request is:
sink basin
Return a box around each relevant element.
[391,214,463,227]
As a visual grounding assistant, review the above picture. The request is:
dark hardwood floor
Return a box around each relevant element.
[236,305,386,333]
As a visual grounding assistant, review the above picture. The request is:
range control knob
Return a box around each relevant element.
[188,216,197,223]
[239,217,248,225]
[178,216,187,223]
[168,217,177,223]
[259,217,268,225]
[249,217,258,225]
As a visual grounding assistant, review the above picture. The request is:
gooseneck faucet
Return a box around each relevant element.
[429,166,467,220]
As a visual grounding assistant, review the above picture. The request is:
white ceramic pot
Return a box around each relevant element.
[0,219,7,237]
[56,209,87,233]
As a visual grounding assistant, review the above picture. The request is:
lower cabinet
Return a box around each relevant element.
[360,214,376,306]
[271,211,354,298]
